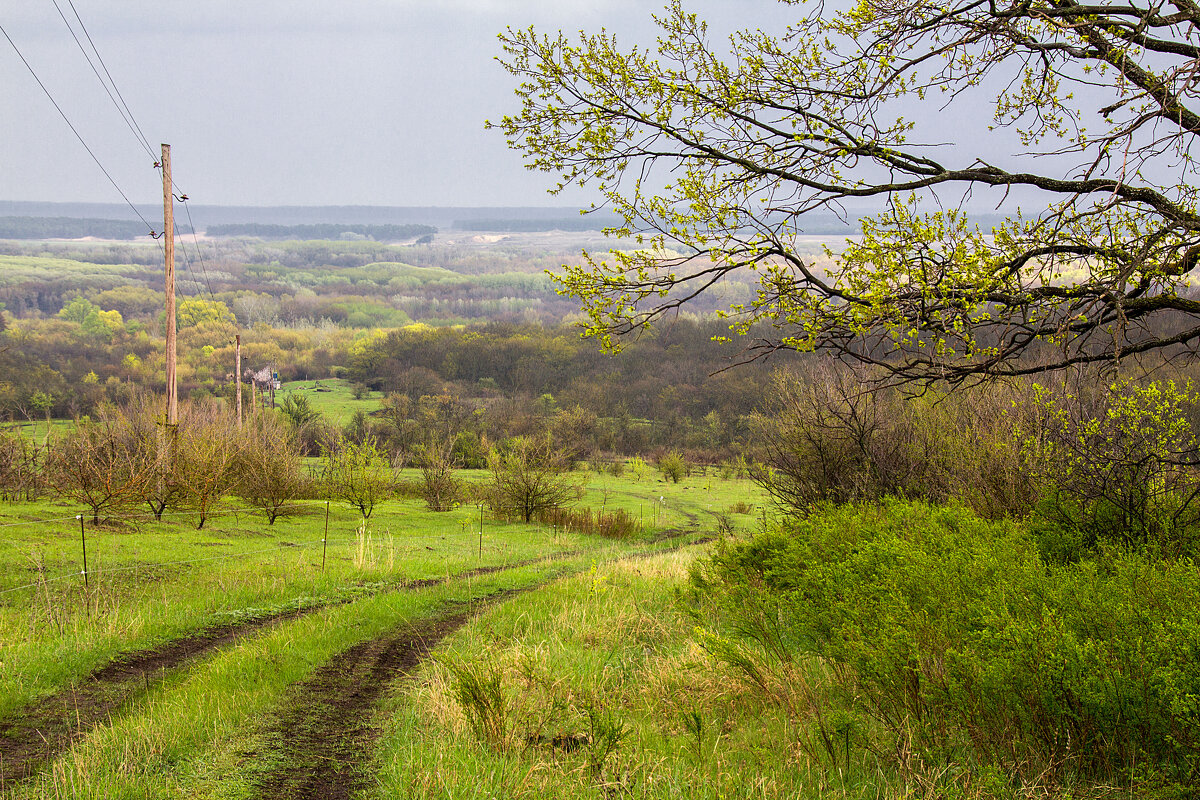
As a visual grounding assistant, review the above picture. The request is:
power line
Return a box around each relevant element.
[0,21,156,235]
[174,205,219,305]
[181,200,220,304]
[48,0,156,161]
[64,0,157,158]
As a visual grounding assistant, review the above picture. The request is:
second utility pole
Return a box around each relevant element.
[162,143,178,427]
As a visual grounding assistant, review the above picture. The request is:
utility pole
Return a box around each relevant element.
[235,334,242,428]
[162,143,178,427]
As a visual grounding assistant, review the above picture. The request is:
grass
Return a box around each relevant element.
[277,378,383,424]
[367,547,828,799]
[0,471,765,797]
[0,470,760,711]
[6,561,579,800]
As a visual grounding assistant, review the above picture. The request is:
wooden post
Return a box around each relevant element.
[322,501,330,572]
[78,514,88,589]
[251,379,258,415]
[162,144,177,426]
[478,504,484,560]
[235,334,242,429]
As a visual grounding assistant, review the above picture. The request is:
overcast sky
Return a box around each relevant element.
[0,1,799,209]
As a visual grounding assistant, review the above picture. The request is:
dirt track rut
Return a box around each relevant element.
[0,559,550,788]
[248,609,473,800]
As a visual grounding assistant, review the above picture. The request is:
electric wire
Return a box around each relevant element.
[48,0,156,161]
[0,21,156,235]
[180,200,221,305]
[63,0,157,158]
[174,214,219,305]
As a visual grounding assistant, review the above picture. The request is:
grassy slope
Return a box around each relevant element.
[0,472,766,797]
[370,547,819,800]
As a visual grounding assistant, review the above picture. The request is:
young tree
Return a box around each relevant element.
[0,429,42,502]
[487,435,579,523]
[121,390,184,521]
[175,401,241,530]
[415,433,464,512]
[46,409,156,525]
[496,0,1200,385]
[237,413,305,524]
[656,451,686,484]
[321,434,393,520]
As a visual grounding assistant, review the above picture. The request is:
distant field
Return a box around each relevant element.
[277,378,384,423]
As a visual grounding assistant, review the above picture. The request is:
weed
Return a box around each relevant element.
[445,657,510,749]
[581,698,628,778]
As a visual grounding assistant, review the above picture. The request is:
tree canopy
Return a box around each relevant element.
[495,0,1200,384]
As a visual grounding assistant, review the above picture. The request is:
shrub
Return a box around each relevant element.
[656,450,686,483]
[690,500,1200,792]
[1023,379,1200,558]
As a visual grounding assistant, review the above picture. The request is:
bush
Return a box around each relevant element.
[751,364,1036,518]
[690,500,1200,793]
[656,450,686,483]
[1023,379,1200,559]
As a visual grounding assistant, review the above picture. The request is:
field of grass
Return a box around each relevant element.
[371,547,836,799]
[0,470,766,798]
[276,378,383,425]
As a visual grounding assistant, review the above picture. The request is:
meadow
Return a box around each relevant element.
[0,466,766,798]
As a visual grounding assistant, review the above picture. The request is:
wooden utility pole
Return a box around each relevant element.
[235,334,242,428]
[162,143,178,426]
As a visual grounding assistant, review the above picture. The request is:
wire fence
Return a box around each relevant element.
[0,502,503,598]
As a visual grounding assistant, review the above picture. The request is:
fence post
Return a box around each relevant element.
[78,514,88,589]
[478,503,484,561]
[322,501,330,572]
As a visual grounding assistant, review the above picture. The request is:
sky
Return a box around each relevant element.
[0,1,799,210]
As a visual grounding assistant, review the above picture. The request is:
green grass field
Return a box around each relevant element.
[276,378,383,425]
[0,470,769,798]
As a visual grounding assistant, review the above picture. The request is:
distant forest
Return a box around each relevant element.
[453,217,621,232]
[0,217,189,240]
[205,223,437,241]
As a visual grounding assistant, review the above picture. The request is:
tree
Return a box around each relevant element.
[495,0,1200,385]
[122,391,185,521]
[486,435,579,522]
[175,402,241,529]
[0,429,42,501]
[321,435,393,520]
[46,408,156,525]
[237,412,305,524]
[415,433,464,512]
[656,450,686,484]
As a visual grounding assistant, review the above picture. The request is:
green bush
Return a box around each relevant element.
[656,450,686,483]
[1023,380,1200,559]
[690,500,1200,793]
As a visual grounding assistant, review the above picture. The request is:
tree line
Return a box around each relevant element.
[205,223,436,240]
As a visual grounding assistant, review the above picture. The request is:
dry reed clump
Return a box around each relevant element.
[352,524,395,570]
[536,506,641,538]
